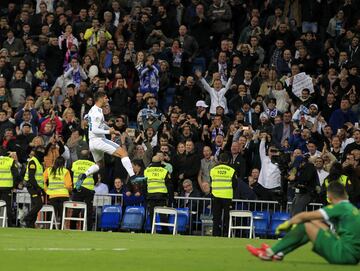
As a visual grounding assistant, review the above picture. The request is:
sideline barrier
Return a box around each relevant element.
[12,192,322,234]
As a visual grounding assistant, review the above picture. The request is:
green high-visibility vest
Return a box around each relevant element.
[144,166,168,194]
[210,164,234,199]
[45,167,69,197]
[0,156,14,188]
[24,157,44,189]
[71,160,95,191]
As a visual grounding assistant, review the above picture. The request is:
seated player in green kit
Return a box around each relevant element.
[247,181,360,265]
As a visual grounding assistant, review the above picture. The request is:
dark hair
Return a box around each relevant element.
[327,181,347,199]
[93,91,107,101]
[328,162,343,183]
[219,152,230,163]
[50,156,65,177]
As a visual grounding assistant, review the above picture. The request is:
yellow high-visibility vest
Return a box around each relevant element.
[144,166,168,194]
[325,175,350,202]
[24,157,44,189]
[210,164,234,199]
[71,160,95,191]
[45,167,69,197]
[0,156,14,188]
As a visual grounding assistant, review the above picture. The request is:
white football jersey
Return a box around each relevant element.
[86,105,110,140]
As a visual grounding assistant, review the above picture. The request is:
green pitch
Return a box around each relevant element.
[0,228,358,271]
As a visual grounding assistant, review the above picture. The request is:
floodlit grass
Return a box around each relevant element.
[0,228,358,271]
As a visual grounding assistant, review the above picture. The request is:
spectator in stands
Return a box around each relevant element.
[253,133,282,201]
[329,97,358,133]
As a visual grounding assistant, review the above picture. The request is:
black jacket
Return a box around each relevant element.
[293,162,319,194]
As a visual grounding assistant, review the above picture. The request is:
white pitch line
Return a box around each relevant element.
[4,248,128,251]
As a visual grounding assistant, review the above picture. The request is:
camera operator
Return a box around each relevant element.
[252,133,282,201]
[287,155,319,216]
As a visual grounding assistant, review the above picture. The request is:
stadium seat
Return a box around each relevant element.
[252,211,270,237]
[35,205,58,230]
[0,200,7,227]
[228,210,254,238]
[100,205,122,230]
[269,212,291,237]
[121,206,145,231]
[152,207,178,235]
[169,208,189,233]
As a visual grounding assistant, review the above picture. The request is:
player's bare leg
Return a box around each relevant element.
[304,221,327,242]
[112,147,135,177]
[75,160,103,190]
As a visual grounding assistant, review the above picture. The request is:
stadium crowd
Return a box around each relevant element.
[0,0,359,228]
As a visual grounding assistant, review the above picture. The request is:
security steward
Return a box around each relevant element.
[210,153,237,237]
[144,155,173,233]
[323,163,352,203]
[44,156,72,221]
[71,159,96,230]
[24,146,45,228]
[0,152,21,227]
[288,155,319,216]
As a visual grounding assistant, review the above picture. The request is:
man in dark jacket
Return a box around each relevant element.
[175,76,203,115]
[44,37,64,78]
[288,155,319,216]
[208,0,232,48]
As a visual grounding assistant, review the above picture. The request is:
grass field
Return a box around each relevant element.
[0,228,358,271]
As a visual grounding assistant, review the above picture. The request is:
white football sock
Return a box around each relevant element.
[121,156,135,177]
[85,164,100,176]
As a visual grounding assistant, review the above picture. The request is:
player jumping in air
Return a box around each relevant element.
[76,91,136,188]
[247,181,360,265]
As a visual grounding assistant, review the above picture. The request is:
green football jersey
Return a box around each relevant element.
[321,201,360,253]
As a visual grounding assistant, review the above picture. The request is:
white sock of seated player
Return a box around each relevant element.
[121,157,135,177]
[85,164,100,177]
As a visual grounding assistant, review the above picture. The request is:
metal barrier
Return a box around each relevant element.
[231,199,323,213]
[11,192,323,235]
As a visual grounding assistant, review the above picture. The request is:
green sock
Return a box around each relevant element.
[271,223,309,255]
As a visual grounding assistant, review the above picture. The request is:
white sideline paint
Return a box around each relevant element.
[4,248,127,251]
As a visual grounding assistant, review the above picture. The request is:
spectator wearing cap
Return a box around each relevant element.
[195,104,211,129]
[329,97,358,133]
[256,112,273,134]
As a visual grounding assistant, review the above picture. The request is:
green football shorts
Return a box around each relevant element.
[313,229,359,265]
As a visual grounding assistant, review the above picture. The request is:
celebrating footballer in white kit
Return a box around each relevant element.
[76,91,135,188]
